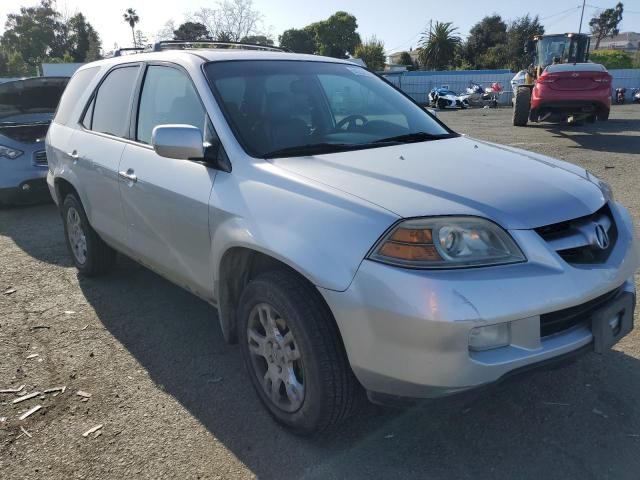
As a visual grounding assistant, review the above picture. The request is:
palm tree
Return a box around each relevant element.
[418,22,461,70]
[123,8,140,47]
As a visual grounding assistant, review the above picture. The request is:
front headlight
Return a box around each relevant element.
[369,217,526,268]
[0,145,24,159]
[587,171,614,202]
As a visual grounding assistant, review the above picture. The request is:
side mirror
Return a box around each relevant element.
[152,124,204,160]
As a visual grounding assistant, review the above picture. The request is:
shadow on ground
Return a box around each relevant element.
[535,118,640,155]
[0,202,73,267]
[69,255,640,480]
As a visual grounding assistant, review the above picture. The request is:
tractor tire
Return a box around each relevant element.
[513,87,531,127]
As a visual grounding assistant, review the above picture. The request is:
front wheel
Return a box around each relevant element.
[512,87,531,126]
[61,194,116,276]
[238,270,361,434]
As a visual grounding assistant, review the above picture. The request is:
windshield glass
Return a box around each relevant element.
[535,35,588,67]
[204,60,452,158]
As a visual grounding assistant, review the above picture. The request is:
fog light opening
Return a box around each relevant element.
[21,184,31,192]
[469,323,510,351]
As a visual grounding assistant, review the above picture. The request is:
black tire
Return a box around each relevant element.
[586,114,596,124]
[598,108,610,121]
[238,269,361,435]
[61,194,116,276]
[513,87,531,126]
[437,98,447,110]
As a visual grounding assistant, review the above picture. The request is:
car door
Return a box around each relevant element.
[69,64,142,251]
[118,63,218,298]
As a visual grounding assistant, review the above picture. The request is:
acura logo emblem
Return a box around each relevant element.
[594,224,610,250]
[572,73,580,77]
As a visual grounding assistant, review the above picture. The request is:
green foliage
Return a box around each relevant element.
[354,37,385,71]
[279,29,316,53]
[398,51,413,66]
[240,35,274,46]
[418,21,461,70]
[590,49,633,69]
[590,2,624,49]
[462,15,507,69]
[505,15,544,71]
[0,0,102,76]
[306,11,361,58]
[174,22,211,41]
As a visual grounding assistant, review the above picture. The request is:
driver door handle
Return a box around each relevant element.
[118,168,137,183]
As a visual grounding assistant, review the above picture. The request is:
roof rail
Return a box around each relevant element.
[105,47,146,58]
[152,40,286,53]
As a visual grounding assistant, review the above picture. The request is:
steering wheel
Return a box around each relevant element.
[336,115,368,131]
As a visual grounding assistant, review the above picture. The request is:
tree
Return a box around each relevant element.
[590,49,632,69]
[0,0,65,72]
[399,51,413,66]
[354,37,385,71]
[418,21,461,70]
[156,20,176,42]
[123,8,140,47]
[241,35,273,46]
[462,15,507,69]
[135,30,148,48]
[590,2,624,50]
[279,28,315,53]
[66,13,102,62]
[306,11,361,58]
[187,0,263,42]
[505,15,544,71]
[173,22,211,41]
[0,49,31,76]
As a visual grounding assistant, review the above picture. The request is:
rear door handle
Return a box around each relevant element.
[118,169,137,183]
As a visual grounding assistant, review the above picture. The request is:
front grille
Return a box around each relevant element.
[33,150,47,165]
[535,204,617,264]
[540,287,622,337]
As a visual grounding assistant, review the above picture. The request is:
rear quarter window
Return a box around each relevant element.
[53,66,101,126]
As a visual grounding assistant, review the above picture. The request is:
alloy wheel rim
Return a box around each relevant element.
[247,303,305,412]
[66,207,87,265]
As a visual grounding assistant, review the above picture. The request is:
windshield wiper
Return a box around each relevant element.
[373,132,451,144]
[262,142,382,159]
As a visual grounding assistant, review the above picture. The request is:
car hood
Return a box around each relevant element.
[271,136,605,230]
[0,77,68,122]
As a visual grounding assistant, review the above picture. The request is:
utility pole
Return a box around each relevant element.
[578,0,586,34]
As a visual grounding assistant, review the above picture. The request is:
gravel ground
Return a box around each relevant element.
[1,105,639,480]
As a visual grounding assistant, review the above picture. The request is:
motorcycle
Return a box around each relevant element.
[615,87,626,104]
[428,87,468,109]
[632,88,640,104]
[460,81,503,108]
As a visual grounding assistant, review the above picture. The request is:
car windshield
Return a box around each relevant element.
[535,35,589,68]
[204,60,453,158]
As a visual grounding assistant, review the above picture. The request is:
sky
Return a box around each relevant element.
[0,0,639,55]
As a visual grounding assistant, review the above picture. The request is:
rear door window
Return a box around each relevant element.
[89,65,140,138]
[54,66,100,126]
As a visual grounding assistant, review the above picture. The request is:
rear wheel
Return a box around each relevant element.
[598,108,610,121]
[513,87,531,126]
[238,270,361,434]
[61,194,116,276]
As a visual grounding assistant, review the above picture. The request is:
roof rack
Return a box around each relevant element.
[105,47,146,58]
[152,40,286,53]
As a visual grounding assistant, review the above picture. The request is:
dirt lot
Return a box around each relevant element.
[1,105,639,479]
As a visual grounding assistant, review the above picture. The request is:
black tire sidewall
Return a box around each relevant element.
[238,274,333,434]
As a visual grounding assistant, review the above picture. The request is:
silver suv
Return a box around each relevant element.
[46,42,639,434]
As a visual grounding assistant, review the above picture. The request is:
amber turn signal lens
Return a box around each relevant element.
[379,242,442,261]
[390,228,433,244]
